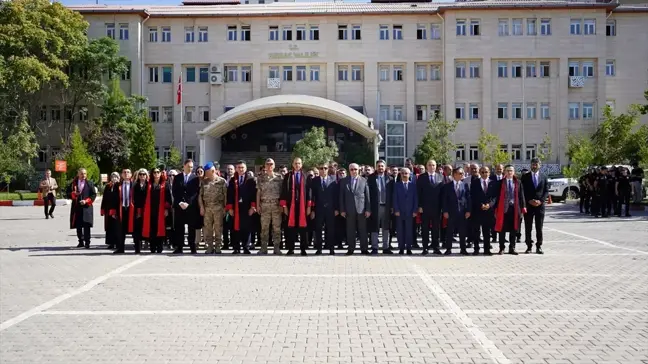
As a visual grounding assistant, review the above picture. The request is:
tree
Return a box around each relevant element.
[564,133,595,179]
[0,116,39,188]
[591,106,639,165]
[129,111,157,171]
[86,120,130,173]
[292,126,339,169]
[537,133,553,163]
[477,128,510,167]
[63,125,100,183]
[638,89,648,115]
[164,146,182,171]
[343,139,374,166]
[412,114,458,165]
[625,124,648,168]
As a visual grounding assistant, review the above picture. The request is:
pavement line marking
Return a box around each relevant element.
[39,309,451,315]
[463,309,648,315]
[118,273,418,278]
[408,259,511,364]
[546,227,648,255]
[542,240,595,243]
[0,256,152,332]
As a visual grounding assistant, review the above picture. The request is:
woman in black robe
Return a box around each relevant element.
[133,169,149,252]
[100,172,121,248]
[142,168,172,253]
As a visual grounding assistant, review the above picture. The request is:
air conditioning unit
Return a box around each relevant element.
[210,73,223,85]
[569,76,585,88]
[210,64,222,74]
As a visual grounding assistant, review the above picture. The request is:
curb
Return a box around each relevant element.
[0,200,71,207]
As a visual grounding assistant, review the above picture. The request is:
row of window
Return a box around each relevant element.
[495,102,551,120]
[149,106,211,123]
[458,18,617,37]
[154,146,196,162]
[39,106,88,122]
[455,144,539,162]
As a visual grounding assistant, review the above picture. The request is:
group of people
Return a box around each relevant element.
[578,165,644,218]
[62,155,551,256]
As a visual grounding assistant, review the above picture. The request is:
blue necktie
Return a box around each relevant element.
[296,173,300,185]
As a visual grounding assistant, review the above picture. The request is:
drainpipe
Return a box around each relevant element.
[140,12,150,99]
[436,13,445,115]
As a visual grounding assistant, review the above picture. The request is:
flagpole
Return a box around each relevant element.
[179,72,184,160]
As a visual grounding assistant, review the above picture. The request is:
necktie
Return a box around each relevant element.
[429,175,433,184]
[322,178,325,189]
[455,182,460,198]
[483,180,487,192]
[533,173,538,188]
[124,184,128,207]
[508,181,513,196]
[404,182,408,192]
[239,176,243,185]
[185,174,188,184]
[353,177,357,190]
[296,172,300,185]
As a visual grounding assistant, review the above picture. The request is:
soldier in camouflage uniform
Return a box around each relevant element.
[256,158,284,255]
[199,162,228,254]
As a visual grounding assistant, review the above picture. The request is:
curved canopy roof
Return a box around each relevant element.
[199,94,378,139]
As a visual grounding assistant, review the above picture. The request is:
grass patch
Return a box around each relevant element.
[1,192,41,201]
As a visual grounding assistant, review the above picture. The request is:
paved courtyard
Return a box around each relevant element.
[0,203,647,364]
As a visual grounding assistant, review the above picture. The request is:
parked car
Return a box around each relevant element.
[547,174,580,202]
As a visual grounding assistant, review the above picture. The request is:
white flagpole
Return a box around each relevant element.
[179,72,184,159]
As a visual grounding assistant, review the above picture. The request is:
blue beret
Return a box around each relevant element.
[203,162,214,170]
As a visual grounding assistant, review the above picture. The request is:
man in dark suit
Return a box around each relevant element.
[393,167,418,255]
[172,159,200,254]
[310,162,338,255]
[470,166,497,255]
[367,160,393,255]
[442,167,471,255]
[417,159,444,255]
[520,158,549,254]
[227,160,257,254]
[339,163,371,255]
[67,168,97,248]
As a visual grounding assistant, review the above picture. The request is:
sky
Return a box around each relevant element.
[61,0,455,6]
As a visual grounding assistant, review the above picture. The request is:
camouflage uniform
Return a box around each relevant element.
[200,175,228,253]
[257,171,283,254]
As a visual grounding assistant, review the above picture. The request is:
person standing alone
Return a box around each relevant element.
[40,169,58,219]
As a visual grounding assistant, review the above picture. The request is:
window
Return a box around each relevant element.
[185,27,195,43]
[379,25,389,40]
[497,103,508,119]
[268,66,279,79]
[512,19,522,36]
[163,147,171,160]
[498,19,509,36]
[527,18,537,35]
[269,26,279,41]
[161,26,171,42]
[38,149,47,163]
[584,19,595,35]
[456,20,466,36]
[606,20,616,36]
[526,145,537,161]
[469,62,480,78]
[583,62,594,77]
[149,27,158,42]
[526,62,536,78]
[380,105,390,122]
[393,106,404,121]
[469,104,479,120]
[338,25,347,40]
[149,107,159,122]
[310,25,319,40]
[512,63,522,78]
[64,106,72,122]
[199,67,209,83]
[497,62,508,78]
[430,65,441,80]
[40,106,47,121]
[393,66,403,81]
[162,67,172,83]
[185,147,196,161]
[199,106,210,122]
[540,19,551,35]
[430,105,441,118]
[283,66,293,81]
[455,62,466,79]
[348,65,361,81]
[416,105,427,121]
[540,62,550,78]
[296,66,306,81]
[310,66,320,81]
[570,19,581,35]
[569,103,580,120]
[385,122,406,167]
[119,24,129,40]
[392,25,402,40]
[162,107,173,123]
[79,106,88,121]
[526,103,537,119]
[185,106,195,123]
[226,66,237,82]
[186,67,196,82]
[50,147,60,160]
[605,60,615,76]
[511,145,522,161]
[456,145,466,161]
[417,24,427,40]
[455,103,465,120]
[296,25,306,41]
[352,25,362,40]
[148,66,159,83]
[337,65,348,81]
[582,103,594,119]
[379,66,389,81]
[241,26,251,41]
[469,146,479,161]
[568,62,580,77]
[541,103,550,120]
[121,62,131,81]
[512,103,522,119]
[228,26,237,41]
[416,65,427,81]
[106,23,115,39]
[470,20,480,36]
[431,24,441,39]
[241,66,251,82]
[198,27,208,42]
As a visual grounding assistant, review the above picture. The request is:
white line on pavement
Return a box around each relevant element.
[118,273,419,278]
[39,309,451,315]
[463,309,648,315]
[0,256,152,332]
[547,227,648,255]
[408,259,511,364]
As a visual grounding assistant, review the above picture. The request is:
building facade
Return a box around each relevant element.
[37,1,648,168]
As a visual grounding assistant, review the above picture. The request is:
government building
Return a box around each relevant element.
[38,0,648,169]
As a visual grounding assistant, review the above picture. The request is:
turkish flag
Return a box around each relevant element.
[176,76,182,105]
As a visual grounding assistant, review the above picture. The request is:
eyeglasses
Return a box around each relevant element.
[319,167,327,170]
[153,171,161,174]
[479,171,489,174]
[349,168,358,171]
[138,173,146,176]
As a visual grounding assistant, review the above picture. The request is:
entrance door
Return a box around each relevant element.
[385,121,406,167]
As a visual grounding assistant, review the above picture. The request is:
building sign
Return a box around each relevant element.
[269,51,319,59]
[54,160,67,173]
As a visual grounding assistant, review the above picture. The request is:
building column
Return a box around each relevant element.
[373,133,382,162]
[326,62,336,100]
[198,133,206,166]
[557,57,569,165]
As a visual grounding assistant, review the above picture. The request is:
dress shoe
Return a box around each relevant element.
[370,249,378,255]
[406,249,413,255]
[509,249,519,255]
[315,250,322,255]
[300,250,308,256]
[498,249,504,255]
[173,249,183,254]
[484,250,493,256]
[45,215,49,219]
[472,250,480,256]
[443,249,452,255]
[113,250,125,254]
[432,249,443,255]
[84,242,90,249]
[421,249,428,256]
[536,247,544,254]
[49,213,54,219]
[398,250,404,255]
[107,245,114,250]
[345,251,354,256]
[286,250,294,255]
[329,250,335,255]
[231,250,240,255]
[460,250,469,256]
[383,249,393,255]
[361,250,370,255]
[76,242,84,248]
[525,247,532,254]
[243,249,251,255]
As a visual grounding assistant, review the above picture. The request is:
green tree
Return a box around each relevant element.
[638,89,648,115]
[412,114,458,165]
[477,128,510,167]
[0,116,39,188]
[63,125,100,183]
[537,133,553,163]
[625,124,648,168]
[343,139,374,166]
[591,106,639,165]
[564,133,595,179]
[164,146,183,170]
[129,111,157,171]
[292,126,339,169]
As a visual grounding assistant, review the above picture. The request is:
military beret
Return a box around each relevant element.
[203,162,214,170]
